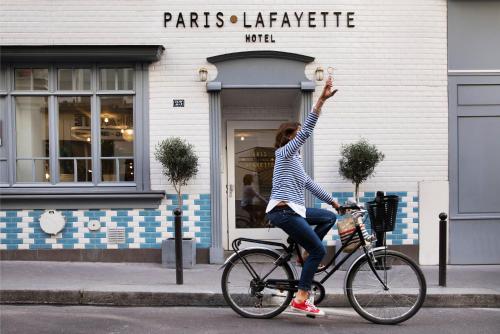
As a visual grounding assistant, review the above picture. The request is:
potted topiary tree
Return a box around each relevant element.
[337,138,385,270]
[338,138,385,203]
[155,137,199,279]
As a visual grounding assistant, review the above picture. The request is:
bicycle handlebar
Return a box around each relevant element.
[338,204,363,214]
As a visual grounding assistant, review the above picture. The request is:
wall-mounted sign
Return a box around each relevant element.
[173,99,185,108]
[163,11,356,43]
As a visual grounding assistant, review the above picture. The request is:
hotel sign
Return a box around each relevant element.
[163,11,356,43]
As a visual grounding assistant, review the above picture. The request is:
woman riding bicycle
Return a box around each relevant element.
[265,77,340,317]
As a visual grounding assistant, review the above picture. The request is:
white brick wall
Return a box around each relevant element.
[0,0,448,195]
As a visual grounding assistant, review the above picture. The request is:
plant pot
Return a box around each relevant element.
[162,238,196,269]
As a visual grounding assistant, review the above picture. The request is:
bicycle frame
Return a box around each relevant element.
[317,224,387,288]
[226,222,389,292]
[221,238,294,282]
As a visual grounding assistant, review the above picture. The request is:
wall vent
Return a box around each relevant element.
[107,227,126,244]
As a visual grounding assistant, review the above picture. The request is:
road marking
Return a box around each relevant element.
[323,308,358,317]
[282,308,357,319]
[472,308,500,312]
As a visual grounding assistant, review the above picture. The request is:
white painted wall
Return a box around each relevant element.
[418,181,449,265]
[0,0,449,196]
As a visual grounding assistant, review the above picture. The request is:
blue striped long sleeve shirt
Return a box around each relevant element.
[265,109,335,217]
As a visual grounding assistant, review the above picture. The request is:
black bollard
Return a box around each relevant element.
[375,191,385,248]
[438,212,448,287]
[174,208,183,285]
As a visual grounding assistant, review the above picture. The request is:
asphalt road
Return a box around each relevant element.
[1,306,499,334]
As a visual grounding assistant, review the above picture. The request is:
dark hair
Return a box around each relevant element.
[274,122,301,148]
[243,174,253,185]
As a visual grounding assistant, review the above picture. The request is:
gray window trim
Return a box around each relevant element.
[0,61,163,207]
[0,96,7,187]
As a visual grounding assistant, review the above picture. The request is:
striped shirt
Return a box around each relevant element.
[265,109,335,218]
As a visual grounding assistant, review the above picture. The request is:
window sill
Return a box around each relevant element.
[0,189,165,209]
[9,182,137,187]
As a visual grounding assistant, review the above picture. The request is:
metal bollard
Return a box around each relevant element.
[375,191,385,248]
[174,208,183,285]
[438,212,448,287]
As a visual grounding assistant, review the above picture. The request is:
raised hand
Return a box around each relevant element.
[320,77,338,100]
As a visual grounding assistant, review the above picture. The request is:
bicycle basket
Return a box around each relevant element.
[366,195,399,233]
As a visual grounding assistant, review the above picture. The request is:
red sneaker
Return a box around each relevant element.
[290,298,325,317]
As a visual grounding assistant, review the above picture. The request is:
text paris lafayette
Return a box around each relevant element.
[163,11,356,43]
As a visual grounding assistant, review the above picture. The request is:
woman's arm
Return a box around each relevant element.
[276,111,319,158]
[313,76,338,116]
[277,77,338,159]
[305,174,340,209]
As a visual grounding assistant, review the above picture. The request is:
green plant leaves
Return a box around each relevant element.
[338,138,385,186]
[154,137,199,189]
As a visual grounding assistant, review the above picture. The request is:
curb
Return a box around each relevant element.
[2,290,500,308]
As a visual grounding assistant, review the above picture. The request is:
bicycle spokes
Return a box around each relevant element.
[346,251,426,324]
[222,250,294,318]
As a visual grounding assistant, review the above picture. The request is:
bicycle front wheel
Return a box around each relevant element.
[221,248,294,319]
[346,250,426,325]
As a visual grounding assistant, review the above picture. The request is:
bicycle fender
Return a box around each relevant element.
[343,246,388,289]
[218,247,283,271]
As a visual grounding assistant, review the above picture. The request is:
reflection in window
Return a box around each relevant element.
[58,69,91,90]
[100,68,134,90]
[100,96,134,182]
[58,96,92,182]
[15,96,49,182]
[15,68,49,90]
[234,130,276,229]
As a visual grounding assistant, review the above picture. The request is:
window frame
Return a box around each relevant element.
[1,62,148,193]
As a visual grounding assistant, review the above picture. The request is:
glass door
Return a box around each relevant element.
[226,121,288,246]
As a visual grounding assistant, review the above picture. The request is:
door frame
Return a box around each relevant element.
[206,50,316,263]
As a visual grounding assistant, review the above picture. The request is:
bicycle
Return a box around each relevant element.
[220,200,427,325]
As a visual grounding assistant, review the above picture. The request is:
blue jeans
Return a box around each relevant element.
[265,206,336,291]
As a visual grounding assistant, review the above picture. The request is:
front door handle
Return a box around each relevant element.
[227,184,234,197]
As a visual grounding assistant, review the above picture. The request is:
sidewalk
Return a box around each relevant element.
[1,261,499,307]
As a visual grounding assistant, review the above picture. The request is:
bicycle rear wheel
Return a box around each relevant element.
[221,248,294,319]
[346,250,426,325]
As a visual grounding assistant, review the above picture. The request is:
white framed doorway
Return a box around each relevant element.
[226,120,288,246]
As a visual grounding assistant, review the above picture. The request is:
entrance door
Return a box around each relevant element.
[448,75,500,264]
[226,121,288,246]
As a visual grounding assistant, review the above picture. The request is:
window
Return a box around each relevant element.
[58,68,91,91]
[15,68,49,91]
[100,68,134,90]
[2,64,141,187]
[100,96,134,182]
[15,96,50,182]
[58,96,92,182]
